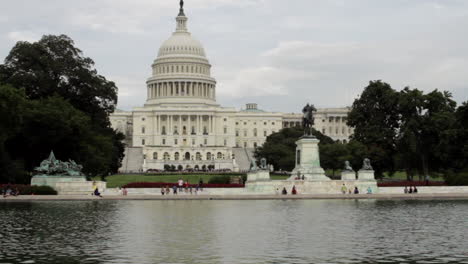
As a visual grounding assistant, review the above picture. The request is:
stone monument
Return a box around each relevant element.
[247,158,271,182]
[358,158,376,180]
[288,104,330,181]
[341,160,356,180]
[31,151,106,195]
[31,151,87,187]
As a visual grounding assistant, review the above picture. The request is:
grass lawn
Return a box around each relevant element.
[96,174,244,188]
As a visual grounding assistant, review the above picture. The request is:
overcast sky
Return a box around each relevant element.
[1,0,467,112]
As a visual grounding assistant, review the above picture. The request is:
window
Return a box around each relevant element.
[174,139,178,145]
[264,122,267,125]
[244,142,247,148]
[153,152,158,160]
[183,126,187,135]
[184,152,190,160]
[224,139,227,146]
[253,128,257,137]
[142,117,146,121]
[244,122,247,125]
[162,126,166,135]
[224,127,227,134]
[322,128,326,134]
[174,152,180,161]
[236,130,239,137]
[236,122,239,125]
[206,152,212,160]
[196,152,202,160]
[224,118,227,122]
[272,122,275,125]
[244,130,247,137]
[141,126,145,134]
[142,139,145,145]
[264,130,267,137]
[217,152,223,159]
[162,139,166,145]
[192,139,196,145]
[174,126,178,135]
[254,142,257,148]
[191,126,196,135]
[204,139,208,145]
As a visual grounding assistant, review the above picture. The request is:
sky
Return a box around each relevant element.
[0,0,467,112]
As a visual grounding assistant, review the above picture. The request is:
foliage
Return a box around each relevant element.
[376,181,446,187]
[347,80,399,177]
[0,35,125,183]
[208,176,231,184]
[1,184,58,195]
[444,172,468,186]
[320,143,349,176]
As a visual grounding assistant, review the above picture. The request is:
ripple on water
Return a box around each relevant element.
[0,200,467,264]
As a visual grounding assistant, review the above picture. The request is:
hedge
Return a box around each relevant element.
[0,184,58,195]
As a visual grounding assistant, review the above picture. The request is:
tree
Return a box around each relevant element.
[397,88,456,180]
[320,143,349,177]
[347,80,400,177]
[0,34,118,127]
[255,127,334,171]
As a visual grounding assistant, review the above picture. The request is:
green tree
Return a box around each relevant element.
[0,34,117,127]
[397,88,456,180]
[320,142,349,177]
[347,80,400,177]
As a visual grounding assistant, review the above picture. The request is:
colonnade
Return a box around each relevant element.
[153,114,216,136]
[147,81,215,100]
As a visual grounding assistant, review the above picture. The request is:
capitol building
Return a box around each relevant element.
[110,2,353,172]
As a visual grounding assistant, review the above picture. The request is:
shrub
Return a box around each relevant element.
[0,184,58,195]
[445,172,468,186]
[208,176,231,184]
[377,181,446,187]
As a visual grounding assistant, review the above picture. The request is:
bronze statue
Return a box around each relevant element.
[302,103,316,136]
[34,151,84,176]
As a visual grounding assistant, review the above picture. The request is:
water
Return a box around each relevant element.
[0,200,467,264]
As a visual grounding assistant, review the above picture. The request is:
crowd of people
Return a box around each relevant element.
[404,186,418,194]
[340,184,373,195]
[159,178,205,195]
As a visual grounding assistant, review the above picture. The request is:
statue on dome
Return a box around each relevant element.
[302,103,316,137]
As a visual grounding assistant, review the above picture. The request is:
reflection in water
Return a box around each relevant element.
[0,200,467,264]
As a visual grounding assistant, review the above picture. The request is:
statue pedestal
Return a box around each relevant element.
[31,175,87,188]
[247,170,271,182]
[341,171,356,180]
[288,136,330,181]
[358,170,375,181]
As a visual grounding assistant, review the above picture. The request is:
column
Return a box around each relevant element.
[179,115,182,135]
[169,115,172,135]
[188,115,191,135]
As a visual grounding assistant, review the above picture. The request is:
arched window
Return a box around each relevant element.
[174,152,180,161]
[185,152,191,160]
[153,152,158,160]
[217,152,222,159]
[163,152,170,160]
[196,152,201,160]
[206,152,212,160]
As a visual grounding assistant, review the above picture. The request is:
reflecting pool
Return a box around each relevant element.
[1,200,467,264]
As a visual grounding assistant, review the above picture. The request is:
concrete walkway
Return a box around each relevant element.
[2,193,468,201]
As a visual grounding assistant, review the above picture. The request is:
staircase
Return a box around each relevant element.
[232,148,256,172]
[120,147,144,173]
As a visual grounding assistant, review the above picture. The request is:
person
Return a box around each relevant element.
[122,187,128,196]
[92,181,98,196]
[282,187,287,195]
[348,189,352,194]
[165,185,170,195]
[178,178,184,192]
[3,185,12,198]
[161,187,165,195]
[292,185,297,195]
[341,184,347,194]
[404,186,408,194]
[301,175,305,180]
[94,187,103,198]
[409,186,413,194]
[275,188,280,195]
[354,187,359,194]
[367,186,372,194]
[189,185,193,195]
[199,178,204,191]
[413,186,418,193]
[184,180,189,193]
[172,185,178,195]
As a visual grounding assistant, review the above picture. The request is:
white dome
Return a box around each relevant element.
[158,32,206,58]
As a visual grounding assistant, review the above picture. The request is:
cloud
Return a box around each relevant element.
[7,31,40,42]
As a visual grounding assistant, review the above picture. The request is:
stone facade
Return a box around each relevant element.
[109,4,354,172]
